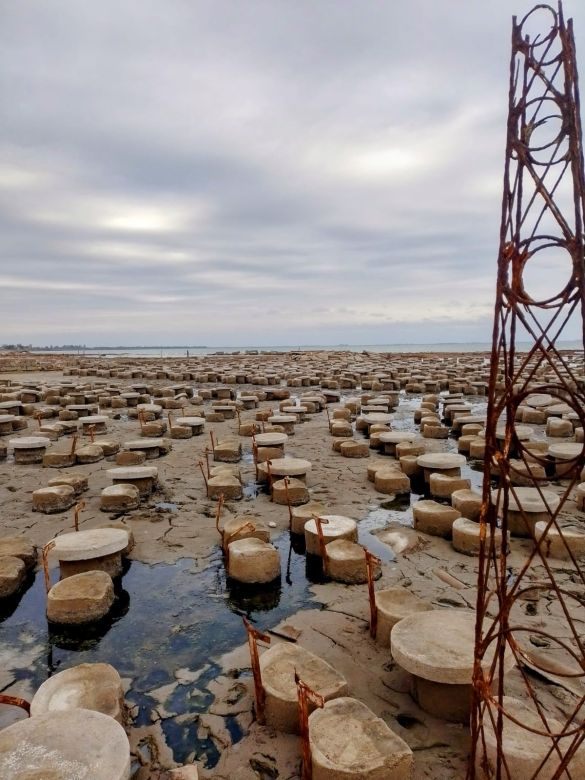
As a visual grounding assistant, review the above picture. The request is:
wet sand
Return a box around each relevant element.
[0,349,583,779]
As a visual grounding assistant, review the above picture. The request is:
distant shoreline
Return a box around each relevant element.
[2,340,580,358]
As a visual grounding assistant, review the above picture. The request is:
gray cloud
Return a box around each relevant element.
[0,0,584,345]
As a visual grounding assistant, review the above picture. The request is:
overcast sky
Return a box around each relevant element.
[1,1,584,347]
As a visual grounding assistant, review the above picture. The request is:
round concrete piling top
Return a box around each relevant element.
[0,401,23,410]
[525,393,554,408]
[416,452,466,470]
[378,431,417,444]
[444,403,472,414]
[124,439,161,450]
[254,432,288,447]
[300,394,325,405]
[375,587,432,623]
[478,696,585,778]
[52,528,129,561]
[368,396,391,407]
[267,415,296,424]
[0,708,131,780]
[30,662,124,722]
[304,514,357,538]
[260,642,347,703]
[391,610,515,685]
[107,465,158,480]
[10,436,51,449]
[0,414,17,424]
[361,413,393,426]
[175,416,205,427]
[495,424,534,441]
[309,697,413,778]
[259,457,311,476]
[491,486,560,514]
[137,403,162,414]
[78,415,108,425]
[548,442,582,460]
[545,402,572,416]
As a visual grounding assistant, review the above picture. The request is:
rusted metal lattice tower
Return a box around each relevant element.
[470,3,585,779]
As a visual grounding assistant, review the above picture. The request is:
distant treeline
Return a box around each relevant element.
[2,344,84,351]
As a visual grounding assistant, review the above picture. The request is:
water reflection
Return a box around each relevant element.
[227,576,282,614]
[0,535,315,767]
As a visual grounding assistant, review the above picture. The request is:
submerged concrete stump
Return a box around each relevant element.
[208,473,243,500]
[416,452,466,483]
[255,432,287,456]
[10,436,50,464]
[53,528,129,579]
[123,438,160,459]
[100,484,141,513]
[175,416,205,435]
[491,487,561,537]
[32,485,77,514]
[290,502,327,535]
[141,421,166,437]
[304,515,358,556]
[267,414,296,434]
[378,431,417,457]
[221,516,270,552]
[413,500,460,539]
[367,461,390,483]
[0,536,37,570]
[31,662,125,724]
[47,570,115,625]
[227,538,280,583]
[116,450,147,466]
[330,420,353,438]
[0,708,131,780]
[0,556,27,599]
[76,443,105,464]
[48,473,89,496]
[476,696,585,779]
[169,424,192,439]
[339,440,369,458]
[272,477,309,506]
[259,642,348,733]
[331,437,349,453]
[374,587,432,647]
[309,697,413,780]
[451,488,482,521]
[79,415,108,435]
[549,442,582,478]
[374,467,411,495]
[43,449,77,468]
[213,439,242,463]
[108,466,158,497]
[326,540,379,584]
[534,521,585,560]
[429,473,471,500]
[257,457,312,483]
[391,610,515,723]
[452,517,506,556]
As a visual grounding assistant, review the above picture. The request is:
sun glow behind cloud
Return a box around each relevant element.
[0,0,583,345]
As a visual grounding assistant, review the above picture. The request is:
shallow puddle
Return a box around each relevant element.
[0,532,316,767]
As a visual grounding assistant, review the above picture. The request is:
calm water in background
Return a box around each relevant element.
[31,341,584,358]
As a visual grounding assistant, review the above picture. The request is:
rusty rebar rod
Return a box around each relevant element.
[469,4,585,777]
